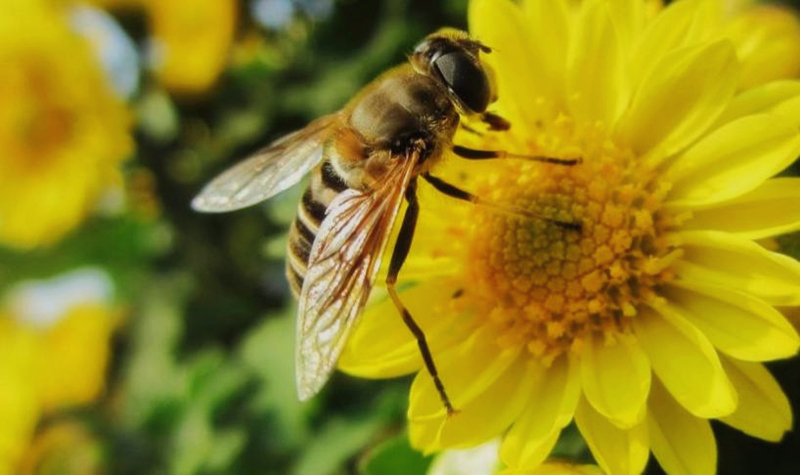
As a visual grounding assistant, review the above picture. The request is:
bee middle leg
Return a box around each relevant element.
[422,173,582,231]
[452,145,581,165]
[386,179,458,416]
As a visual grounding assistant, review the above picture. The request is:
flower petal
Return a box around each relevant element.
[723,5,800,90]
[469,0,548,139]
[665,113,800,208]
[683,177,800,239]
[501,355,581,468]
[666,281,800,361]
[409,325,522,422]
[675,230,800,305]
[606,0,655,58]
[409,353,531,451]
[718,80,800,125]
[718,356,792,442]
[634,306,737,418]
[647,378,716,475]
[627,0,720,89]
[566,0,626,126]
[616,40,738,158]
[339,278,473,378]
[523,0,571,111]
[574,396,649,475]
[581,334,650,429]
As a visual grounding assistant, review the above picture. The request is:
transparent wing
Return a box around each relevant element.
[295,151,420,400]
[191,115,337,212]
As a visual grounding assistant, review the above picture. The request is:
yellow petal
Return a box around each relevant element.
[768,92,800,128]
[724,5,800,90]
[627,0,721,94]
[38,304,117,410]
[683,177,800,239]
[676,230,800,305]
[409,354,530,451]
[409,325,522,422]
[665,113,800,208]
[581,334,650,429]
[648,378,716,475]
[148,0,238,95]
[0,318,41,470]
[566,0,626,127]
[666,281,800,361]
[574,396,649,475]
[606,0,655,58]
[718,356,792,442]
[470,0,548,139]
[523,0,571,109]
[617,40,739,158]
[634,306,737,418]
[501,356,581,468]
[339,278,472,378]
[718,80,800,125]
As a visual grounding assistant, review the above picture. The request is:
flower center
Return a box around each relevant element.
[463,124,679,364]
[0,57,76,169]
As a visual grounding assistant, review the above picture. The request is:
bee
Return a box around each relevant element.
[193,29,579,415]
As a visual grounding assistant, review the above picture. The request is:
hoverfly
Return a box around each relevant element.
[193,29,579,415]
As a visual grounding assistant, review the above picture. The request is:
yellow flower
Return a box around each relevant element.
[340,1,800,474]
[0,0,132,249]
[18,421,104,475]
[0,269,118,474]
[93,0,238,95]
[146,0,238,96]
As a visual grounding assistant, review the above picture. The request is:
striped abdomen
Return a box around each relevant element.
[286,160,350,297]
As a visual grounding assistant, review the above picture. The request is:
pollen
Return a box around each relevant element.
[463,131,678,362]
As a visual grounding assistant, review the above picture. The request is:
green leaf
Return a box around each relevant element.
[292,415,385,475]
[238,310,311,451]
[359,432,432,475]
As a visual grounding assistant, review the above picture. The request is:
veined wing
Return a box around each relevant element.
[295,151,420,400]
[192,114,337,212]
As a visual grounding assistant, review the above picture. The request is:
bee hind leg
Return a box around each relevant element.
[386,179,459,417]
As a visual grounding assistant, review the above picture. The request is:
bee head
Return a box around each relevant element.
[411,29,494,116]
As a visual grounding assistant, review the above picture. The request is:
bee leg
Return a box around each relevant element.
[459,122,484,137]
[452,145,582,165]
[386,179,459,417]
[480,112,511,131]
[422,173,582,232]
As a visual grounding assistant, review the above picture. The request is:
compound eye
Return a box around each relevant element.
[433,51,491,113]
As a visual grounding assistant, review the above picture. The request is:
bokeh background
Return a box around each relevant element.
[2,0,800,474]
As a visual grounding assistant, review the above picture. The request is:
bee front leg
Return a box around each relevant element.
[386,179,458,417]
[480,111,511,131]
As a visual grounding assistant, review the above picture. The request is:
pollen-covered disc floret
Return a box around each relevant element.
[466,134,678,362]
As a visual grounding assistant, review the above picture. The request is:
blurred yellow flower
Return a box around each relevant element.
[147,0,238,96]
[340,0,800,474]
[0,0,132,249]
[18,421,104,475]
[92,0,238,95]
[0,269,118,474]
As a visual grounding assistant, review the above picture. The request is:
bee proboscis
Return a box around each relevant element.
[193,29,580,415]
